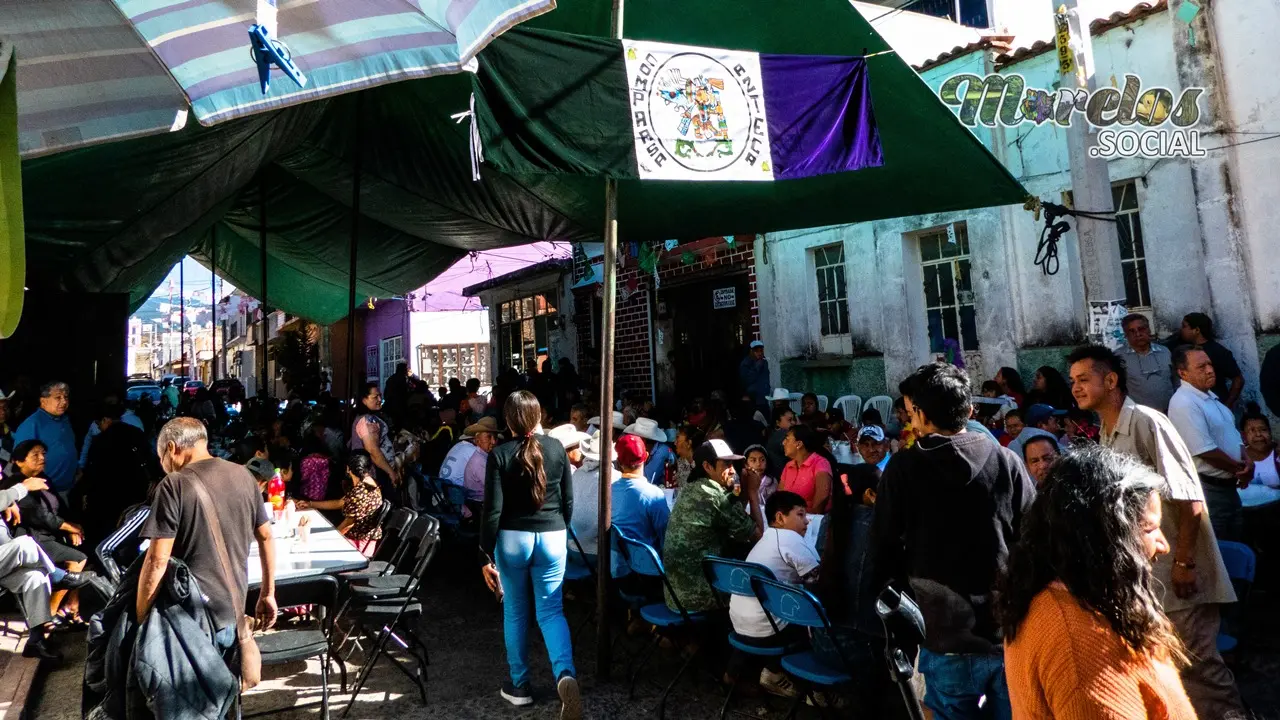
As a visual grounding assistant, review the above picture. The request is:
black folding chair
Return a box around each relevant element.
[338,507,417,581]
[242,574,343,719]
[341,516,441,717]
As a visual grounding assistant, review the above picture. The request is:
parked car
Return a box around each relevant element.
[210,378,246,403]
[183,380,206,399]
[127,384,162,405]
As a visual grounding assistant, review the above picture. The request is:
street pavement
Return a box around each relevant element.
[22,560,1280,719]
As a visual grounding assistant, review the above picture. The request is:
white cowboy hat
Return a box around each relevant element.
[587,411,625,428]
[547,423,590,451]
[580,431,618,464]
[768,388,792,402]
[623,417,667,444]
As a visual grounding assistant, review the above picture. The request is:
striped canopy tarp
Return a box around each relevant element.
[5,0,189,158]
[113,0,557,126]
[2,0,556,158]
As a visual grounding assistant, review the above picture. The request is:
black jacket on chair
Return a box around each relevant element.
[84,556,237,719]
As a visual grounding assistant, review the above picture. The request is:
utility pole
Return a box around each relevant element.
[1054,0,1124,303]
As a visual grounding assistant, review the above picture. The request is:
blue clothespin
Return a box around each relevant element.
[248,24,307,94]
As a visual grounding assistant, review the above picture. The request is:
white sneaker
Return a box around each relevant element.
[759,668,797,698]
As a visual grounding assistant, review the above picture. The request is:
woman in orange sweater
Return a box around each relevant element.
[999,446,1196,719]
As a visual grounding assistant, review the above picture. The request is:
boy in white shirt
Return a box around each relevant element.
[727,490,820,697]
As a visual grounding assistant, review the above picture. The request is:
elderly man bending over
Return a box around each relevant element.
[0,475,91,661]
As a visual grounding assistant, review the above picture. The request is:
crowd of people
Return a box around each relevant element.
[0,305,1275,719]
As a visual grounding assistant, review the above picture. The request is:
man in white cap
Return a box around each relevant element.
[739,340,771,413]
[568,431,614,562]
[663,440,765,613]
[623,417,674,486]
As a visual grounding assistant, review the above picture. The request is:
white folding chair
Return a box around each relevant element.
[817,395,829,412]
[865,395,893,422]
[832,395,863,421]
[788,393,804,415]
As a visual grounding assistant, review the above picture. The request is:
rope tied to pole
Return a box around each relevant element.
[451,93,484,182]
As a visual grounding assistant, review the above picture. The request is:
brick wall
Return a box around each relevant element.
[572,237,759,403]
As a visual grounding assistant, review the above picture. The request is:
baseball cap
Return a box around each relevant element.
[615,434,648,466]
[1024,403,1068,427]
[856,424,887,443]
[750,340,764,349]
[693,439,744,467]
[245,457,275,483]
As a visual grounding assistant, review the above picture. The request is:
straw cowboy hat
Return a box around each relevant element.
[462,416,499,438]
[768,388,792,402]
[623,417,667,444]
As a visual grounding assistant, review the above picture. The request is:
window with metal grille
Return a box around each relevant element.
[1113,181,1151,309]
[498,294,558,373]
[919,225,979,353]
[417,343,490,387]
[379,336,403,388]
[813,244,849,337]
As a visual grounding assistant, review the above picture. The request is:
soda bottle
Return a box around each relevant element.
[267,469,286,511]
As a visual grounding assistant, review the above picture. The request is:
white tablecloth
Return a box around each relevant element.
[246,510,369,587]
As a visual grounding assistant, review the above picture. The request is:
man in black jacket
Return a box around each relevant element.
[871,363,1035,720]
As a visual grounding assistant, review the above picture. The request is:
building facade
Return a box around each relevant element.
[755,0,1280,408]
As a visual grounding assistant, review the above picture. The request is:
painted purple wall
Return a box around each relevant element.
[362,298,409,378]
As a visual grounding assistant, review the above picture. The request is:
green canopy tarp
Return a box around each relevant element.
[16,0,1026,325]
[0,43,22,338]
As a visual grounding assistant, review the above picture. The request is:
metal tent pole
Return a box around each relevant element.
[595,0,624,681]
[211,231,218,382]
[259,180,270,398]
[180,260,186,378]
[346,96,363,428]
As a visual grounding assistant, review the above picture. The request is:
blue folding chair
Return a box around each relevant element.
[751,576,855,719]
[614,527,710,719]
[702,557,788,719]
[1217,540,1256,653]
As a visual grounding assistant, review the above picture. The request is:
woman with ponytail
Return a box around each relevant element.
[480,390,580,717]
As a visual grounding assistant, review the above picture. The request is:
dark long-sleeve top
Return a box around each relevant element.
[1,466,67,538]
[480,434,574,558]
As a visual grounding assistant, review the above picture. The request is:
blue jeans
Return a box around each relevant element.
[495,529,576,687]
[917,649,1011,720]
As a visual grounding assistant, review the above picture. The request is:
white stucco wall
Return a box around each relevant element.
[1212,0,1280,330]
[758,8,1267,396]
[408,310,489,351]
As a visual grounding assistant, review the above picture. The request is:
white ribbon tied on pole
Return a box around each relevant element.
[451,93,484,182]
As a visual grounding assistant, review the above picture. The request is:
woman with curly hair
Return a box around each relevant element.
[999,446,1194,719]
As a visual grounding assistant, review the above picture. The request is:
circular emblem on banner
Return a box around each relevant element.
[648,53,757,173]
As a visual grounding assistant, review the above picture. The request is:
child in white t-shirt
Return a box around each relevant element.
[726,491,820,698]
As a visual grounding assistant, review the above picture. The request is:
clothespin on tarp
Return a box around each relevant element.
[249,0,307,94]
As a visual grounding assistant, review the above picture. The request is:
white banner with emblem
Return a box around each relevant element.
[624,40,774,182]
